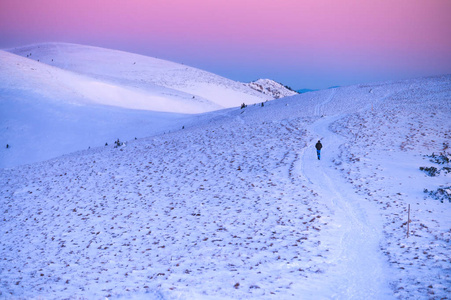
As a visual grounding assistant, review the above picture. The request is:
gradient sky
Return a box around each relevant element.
[1,0,450,89]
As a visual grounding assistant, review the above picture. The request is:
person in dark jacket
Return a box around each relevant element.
[315,140,322,160]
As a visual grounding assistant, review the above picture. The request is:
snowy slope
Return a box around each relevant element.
[0,49,201,168]
[1,75,450,299]
[7,43,274,111]
[0,43,279,168]
[0,49,222,113]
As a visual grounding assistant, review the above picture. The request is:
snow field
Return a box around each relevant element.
[1,109,332,299]
[0,43,296,168]
[1,74,450,299]
[329,75,451,298]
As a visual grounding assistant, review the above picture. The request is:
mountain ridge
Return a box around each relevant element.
[247,78,298,99]
[6,43,281,113]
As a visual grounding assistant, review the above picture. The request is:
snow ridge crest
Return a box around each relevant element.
[248,78,298,99]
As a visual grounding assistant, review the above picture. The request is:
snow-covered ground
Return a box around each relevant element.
[0,64,450,299]
[6,43,276,112]
[0,43,298,168]
[329,77,451,299]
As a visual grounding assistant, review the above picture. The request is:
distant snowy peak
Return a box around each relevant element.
[248,79,298,99]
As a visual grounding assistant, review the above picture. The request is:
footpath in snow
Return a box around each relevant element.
[298,113,393,299]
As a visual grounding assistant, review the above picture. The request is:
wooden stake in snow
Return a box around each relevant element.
[407,204,411,238]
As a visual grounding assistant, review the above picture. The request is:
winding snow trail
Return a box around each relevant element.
[298,104,394,298]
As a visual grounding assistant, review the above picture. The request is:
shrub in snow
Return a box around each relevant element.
[420,151,450,176]
[424,187,451,203]
[420,151,450,201]
[241,103,247,109]
[419,166,440,177]
[114,139,124,148]
[6,144,9,149]
[426,152,450,164]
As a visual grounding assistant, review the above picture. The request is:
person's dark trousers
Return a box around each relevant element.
[317,150,321,160]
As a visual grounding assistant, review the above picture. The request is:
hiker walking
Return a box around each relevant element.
[315,140,322,160]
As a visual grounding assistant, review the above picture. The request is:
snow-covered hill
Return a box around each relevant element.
[1,43,286,168]
[247,79,298,99]
[0,48,194,168]
[7,43,274,112]
[1,75,450,299]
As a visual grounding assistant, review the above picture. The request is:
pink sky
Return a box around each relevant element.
[1,0,450,89]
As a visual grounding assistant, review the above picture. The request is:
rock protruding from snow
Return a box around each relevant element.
[247,79,298,99]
